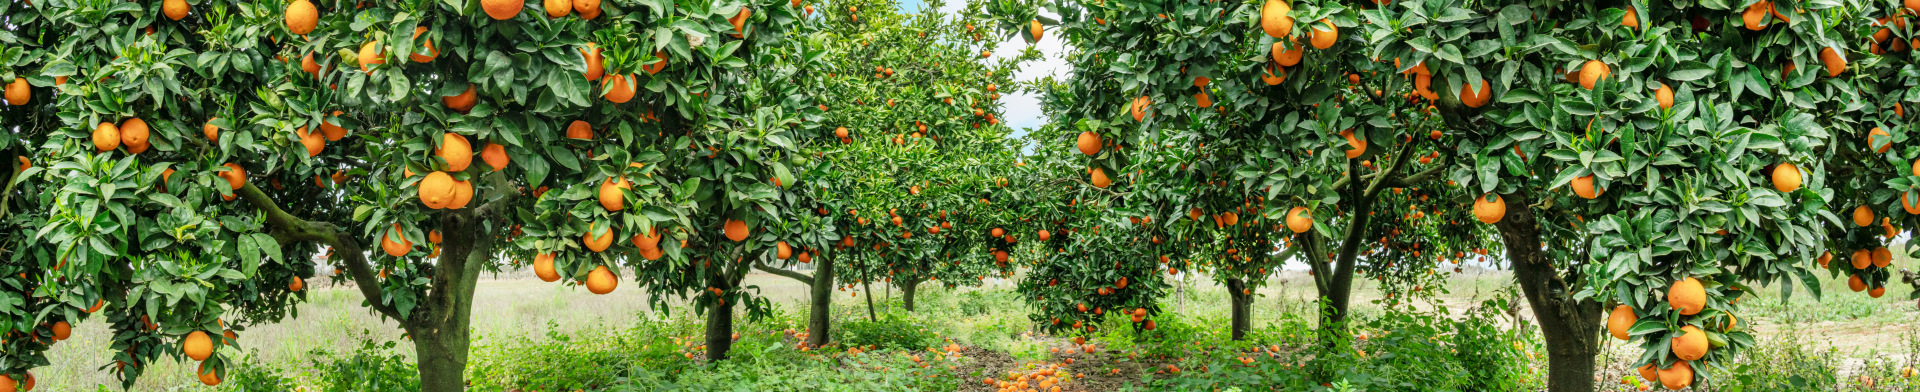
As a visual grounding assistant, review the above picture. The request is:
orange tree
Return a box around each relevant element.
[984,0,1472,343]
[1351,0,1890,390]
[15,0,819,388]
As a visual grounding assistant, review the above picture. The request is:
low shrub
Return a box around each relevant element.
[307,331,420,392]
[834,312,940,351]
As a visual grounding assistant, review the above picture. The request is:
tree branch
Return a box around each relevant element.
[755,261,815,286]
[235,182,403,320]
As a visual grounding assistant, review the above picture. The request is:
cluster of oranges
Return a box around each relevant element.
[983,362,1072,392]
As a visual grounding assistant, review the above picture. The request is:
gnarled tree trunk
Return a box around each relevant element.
[1225,278,1252,340]
[1493,191,1602,392]
[805,255,834,348]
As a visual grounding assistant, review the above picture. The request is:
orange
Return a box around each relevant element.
[1657,360,1692,390]
[448,180,474,209]
[1076,132,1102,156]
[204,118,220,142]
[164,0,188,20]
[320,111,348,141]
[437,132,473,172]
[586,265,617,294]
[725,219,750,242]
[409,27,438,63]
[218,163,247,190]
[184,331,213,361]
[643,51,667,75]
[1819,47,1847,77]
[598,176,631,211]
[1261,62,1287,85]
[1473,194,1505,224]
[581,43,604,80]
[429,230,442,244]
[16,157,28,173]
[285,0,318,35]
[1637,363,1657,382]
[357,40,385,72]
[417,171,457,209]
[51,321,69,340]
[1654,83,1673,109]
[1259,0,1293,38]
[289,276,304,291]
[1817,251,1832,268]
[1308,19,1337,49]
[443,84,477,113]
[545,0,571,17]
[297,127,325,157]
[301,52,323,78]
[197,362,221,386]
[1578,60,1611,90]
[1272,38,1304,66]
[1849,274,1867,292]
[120,118,151,152]
[1742,1,1771,31]
[534,253,560,282]
[583,222,614,252]
[573,0,600,14]
[1854,205,1875,227]
[777,241,793,259]
[603,74,636,103]
[1090,167,1111,188]
[481,143,509,171]
[93,122,121,152]
[1873,247,1892,268]
[1853,249,1873,269]
[1029,20,1043,40]
[1771,163,1800,192]
[1871,286,1886,298]
[1571,175,1599,199]
[380,223,412,257]
[1286,207,1312,233]
[1606,305,1636,340]
[1130,96,1150,122]
[1459,79,1491,108]
[483,0,524,20]
[1672,326,1706,361]
[3,78,27,106]
[567,120,593,140]
[729,7,752,36]
[1620,6,1638,29]
[1667,277,1705,315]
[1870,127,1892,153]
[1339,129,1366,158]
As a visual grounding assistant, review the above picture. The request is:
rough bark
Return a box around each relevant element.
[704,272,741,362]
[1493,191,1602,392]
[806,255,834,347]
[1225,278,1252,341]
[899,279,920,312]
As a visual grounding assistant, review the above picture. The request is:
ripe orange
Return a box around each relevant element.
[443,84,477,113]
[1870,127,1892,153]
[1654,83,1673,109]
[17,157,29,173]
[1852,249,1872,269]
[729,7,752,36]
[320,111,348,140]
[1672,326,1707,360]
[534,253,560,282]
[218,163,247,190]
[545,0,570,17]
[643,51,667,75]
[120,118,151,153]
[1854,205,1875,227]
[417,171,457,209]
[1339,129,1366,158]
[483,0,524,20]
[1261,62,1287,85]
[1771,163,1800,192]
[1578,60,1611,90]
[1637,363,1657,382]
[598,176,631,211]
[1089,167,1111,188]
[567,120,593,140]
[297,127,325,157]
[1076,132,1102,156]
[1742,1,1771,31]
[1130,96,1151,122]
[583,222,614,252]
[1308,19,1337,49]
[409,27,438,63]
[1571,175,1599,199]
[3,78,27,106]
[603,74,636,103]
[357,40,385,72]
[1871,286,1886,298]
[1819,47,1847,77]
[725,219,750,242]
[448,180,474,209]
[163,0,190,19]
[1259,0,1293,38]
[574,0,600,13]
[1606,305,1635,340]
[1029,20,1044,40]
[1472,194,1505,224]
[834,126,849,138]
[1459,79,1491,108]
[481,143,509,171]
[285,0,318,35]
[1849,274,1867,292]
[380,223,412,257]
[1272,38,1304,66]
[586,265,617,294]
[1620,6,1638,29]
[198,362,221,386]
[1667,277,1705,315]
[1817,251,1833,268]
[1657,360,1692,390]
[581,43,604,80]
[289,276,304,291]
[777,241,793,259]
[93,122,121,152]
[1286,207,1312,233]
[437,132,473,172]
[184,331,213,361]
[1873,247,1892,268]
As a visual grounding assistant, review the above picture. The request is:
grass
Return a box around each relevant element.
[20,264,1919,391]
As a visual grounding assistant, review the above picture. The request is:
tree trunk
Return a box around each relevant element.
[1226,278,1252,340]
[409,326,471,392]
[861,268,877,321]
[705,273,740,361]
[1493,191,1602,392]
[805,255,834,348]
[900,279,919,312]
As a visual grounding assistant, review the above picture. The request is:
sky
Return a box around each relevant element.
[896,0,1071,140]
